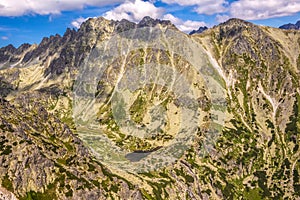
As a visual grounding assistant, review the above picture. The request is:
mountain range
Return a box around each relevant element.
[279,20,300,30]
[0,17,300,199]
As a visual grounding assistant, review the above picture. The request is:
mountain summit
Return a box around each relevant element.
[279,20,300,30]
[189,26,208,35]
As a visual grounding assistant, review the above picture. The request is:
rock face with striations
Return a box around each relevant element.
[0,16,300,199]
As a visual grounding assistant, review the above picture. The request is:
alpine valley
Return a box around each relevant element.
[0,16,300,199]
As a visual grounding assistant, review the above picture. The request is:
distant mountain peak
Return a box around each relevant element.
[189,26,208,35]
[279,20,300,30]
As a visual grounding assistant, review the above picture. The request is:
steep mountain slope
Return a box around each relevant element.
[195,18,300,198]
[0,17,299,199]
[0,97,141,199]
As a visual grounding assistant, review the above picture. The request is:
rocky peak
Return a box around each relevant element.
[220,18,253,28]
[0,45,17,63]
[112,19,137,33]
[40,34,61,46]
[111,16,176,33]
[79,16,111,32]
[138,16,157,27]
[279,20,300,30]
[22,34,62,63]
[137,16,174,28]
[0,44,16,54]
[16,43,31,54]
[215,18,259,40]
[189,26,208,35]
[63,28,76,38]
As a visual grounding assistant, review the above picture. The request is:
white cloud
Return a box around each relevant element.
[0,27,15,31]
[71,17,89,29]
[163,14,207,33]
[161,0,228,15]
[195,1,228,15]
[230,0,300,20]
[69,1,205,32]
[216,14,230,23]
[0,0,124,16]
[162,13,181,24]
[0,0,299,24]
[161,0,204,6]
[103,0,164,22]
[161,0,300,19]
[1,36,8,40]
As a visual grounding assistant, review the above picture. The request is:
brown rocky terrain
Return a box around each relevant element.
[0,17,299,199]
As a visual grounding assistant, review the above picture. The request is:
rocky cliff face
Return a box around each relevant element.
[0,17,299,199]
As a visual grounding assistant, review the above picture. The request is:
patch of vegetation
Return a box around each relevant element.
[63,142,73,152]
[243,188,262,200]
[129,92,147,124]
[285,94,300,141]
[88,163,96,171]
[1,144,12,155]
[65,189,73,197]
[2,174,13,192]
[254,171,271,198]
[20,190,57,200]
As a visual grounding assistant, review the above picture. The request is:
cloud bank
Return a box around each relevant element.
[103,0,164,22]
[71,0,207,33]
[2,0,300,32]
[0,0,123,16]
[230,0,300,20]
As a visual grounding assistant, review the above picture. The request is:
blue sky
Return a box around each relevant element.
[1,0,300,48]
